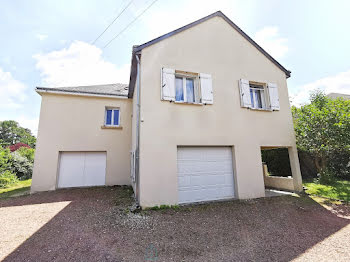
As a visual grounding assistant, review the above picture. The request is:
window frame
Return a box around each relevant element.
[174,70,201,104]
[249,82,268,110]
[104,107,120,127]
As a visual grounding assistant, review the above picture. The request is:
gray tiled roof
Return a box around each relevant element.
[36,83,129,97]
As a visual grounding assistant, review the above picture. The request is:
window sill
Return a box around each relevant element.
[173,101,204,106]
[247,107,272,112]
[101,125,123,129]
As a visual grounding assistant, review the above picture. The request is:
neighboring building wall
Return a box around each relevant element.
[31,93,132,192]
[138,16,302,207]
[327,93,350,100]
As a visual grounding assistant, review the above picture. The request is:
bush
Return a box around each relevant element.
[0,146,12,173]
[16,147,35,163]
[8,142,31,152]
[0,170,18,188]
[261,148,292,177]
[292,91,350,181]
[9,152,33,180]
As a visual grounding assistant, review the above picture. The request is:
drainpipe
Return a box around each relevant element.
[135,53,141,206]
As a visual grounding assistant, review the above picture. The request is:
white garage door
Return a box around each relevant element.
[58,152,106,188]
[177,147,235,204]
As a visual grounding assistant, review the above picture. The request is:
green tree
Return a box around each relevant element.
[0,120,36,148]
[0,146,12,173]
[292,90,350,177]
[17,147,35,163]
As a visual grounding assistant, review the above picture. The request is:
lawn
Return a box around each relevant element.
[303,179,350,202]
[0,179,31,199]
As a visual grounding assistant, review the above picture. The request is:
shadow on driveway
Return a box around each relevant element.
[0,187,349,261]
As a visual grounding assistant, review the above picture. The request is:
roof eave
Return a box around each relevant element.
[36,87,129,99]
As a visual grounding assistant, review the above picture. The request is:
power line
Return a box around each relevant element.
[103,0,159,49]
[92,0,135,45]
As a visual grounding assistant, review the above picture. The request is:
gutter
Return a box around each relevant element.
[134,53,141,206]
[36,88,128,99]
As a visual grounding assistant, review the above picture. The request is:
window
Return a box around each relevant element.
[105,108,120,126]
[161,68,213,104]
[249,84,266,109]
[175,75,197,103]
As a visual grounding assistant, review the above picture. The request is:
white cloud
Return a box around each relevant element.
[254,26,288,59]
[0,68,27,109]
[36,34,48,41]
[33,41,130,87]
[16,116,39,136]
[291,70,350,106]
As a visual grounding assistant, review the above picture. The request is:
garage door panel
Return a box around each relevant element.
[84,152,106,186]
[177,147,235,204]
[58,152,85,188]
[58,152,106,188]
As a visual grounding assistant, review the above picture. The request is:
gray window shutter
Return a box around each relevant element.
[239,79,251,108]
[200,73,213,104]
[161,68,175,101]
[268,83,280,110]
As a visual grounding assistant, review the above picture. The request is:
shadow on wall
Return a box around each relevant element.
[1,187,349,261]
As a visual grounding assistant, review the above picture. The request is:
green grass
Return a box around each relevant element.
[0,179,32,199]
[303,179,350,202]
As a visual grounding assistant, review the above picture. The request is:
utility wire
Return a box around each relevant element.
[92,0,135,45]
[103,0,159,49]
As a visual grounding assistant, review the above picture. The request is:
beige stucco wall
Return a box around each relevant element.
[138,16,302,207]
[263,176,295,191]
[31,93,132,192]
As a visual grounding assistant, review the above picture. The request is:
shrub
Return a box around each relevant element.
[261,148,292,177]
[9,152,33,180]
[292,91,350,181]
[0,170,18,188]
[8,143,31,152]
[0,146,12,173]
[16,147,35,163]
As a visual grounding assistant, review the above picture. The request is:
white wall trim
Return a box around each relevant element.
[36,89,129,100]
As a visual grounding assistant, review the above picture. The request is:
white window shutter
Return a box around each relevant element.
[268,83,280,110]
[239,79,251,108]
[200,73,213,104]
[161,68,175,101]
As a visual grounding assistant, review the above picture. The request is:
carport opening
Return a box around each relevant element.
[261,147,294,192]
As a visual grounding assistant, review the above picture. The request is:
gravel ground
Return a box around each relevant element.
[0,186,349,262]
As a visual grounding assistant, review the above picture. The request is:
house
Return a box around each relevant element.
[327,93,350,100]
[31,11,303,208]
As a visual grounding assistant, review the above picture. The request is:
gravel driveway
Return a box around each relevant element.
[0,187,349,262]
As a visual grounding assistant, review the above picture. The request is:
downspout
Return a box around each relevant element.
[135,53,141,206]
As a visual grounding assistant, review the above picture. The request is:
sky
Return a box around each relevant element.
[1,0,350,135]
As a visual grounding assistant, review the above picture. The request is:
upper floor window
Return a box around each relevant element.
[175,73,197,103]
[161,68,213,105]
[239,79,280,111]
[105,108,120,126]
[249,83,266,109]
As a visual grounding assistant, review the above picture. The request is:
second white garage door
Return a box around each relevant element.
[177,147,235,204]
[58,152,106,188]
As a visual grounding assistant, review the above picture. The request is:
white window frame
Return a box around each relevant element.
[104,107,120,127]
[249,83,268,110]
[175,71,201,104]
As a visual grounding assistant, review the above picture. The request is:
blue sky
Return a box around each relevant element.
[1,0,350,134]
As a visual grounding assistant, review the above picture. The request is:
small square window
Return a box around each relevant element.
[249,84,266,109]
[105,108,120,126]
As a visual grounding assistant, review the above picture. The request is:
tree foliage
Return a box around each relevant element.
[0,120,36,148]
[292,91,350,178]
[0,146,12,173]
[8,152,33,180]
